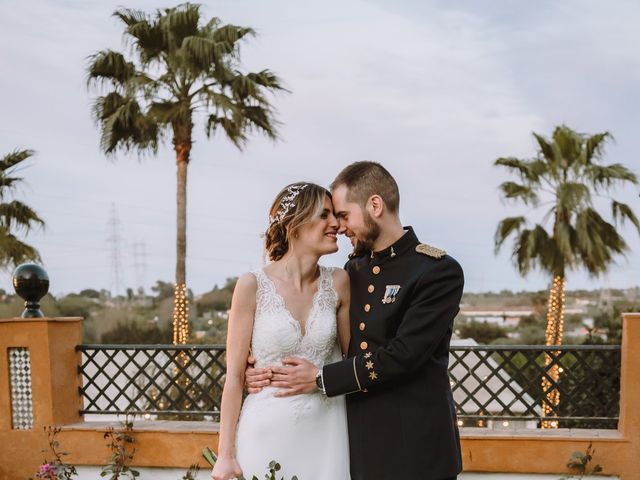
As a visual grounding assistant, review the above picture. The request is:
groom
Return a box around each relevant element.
[247,161,464,479]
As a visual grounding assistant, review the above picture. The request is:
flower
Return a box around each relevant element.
[35,462,58,480]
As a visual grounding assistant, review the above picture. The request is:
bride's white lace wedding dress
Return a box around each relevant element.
[235,265,350,480]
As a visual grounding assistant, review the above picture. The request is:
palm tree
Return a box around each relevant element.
[87,3,285,344]
[0,149,45,270]
[494,125,639,428]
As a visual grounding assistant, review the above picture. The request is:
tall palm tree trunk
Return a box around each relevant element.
[541,274,566,428]
[173,139,190,345]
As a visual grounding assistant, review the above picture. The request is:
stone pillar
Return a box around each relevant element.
[0,317,83,480]
[618,313,640,477]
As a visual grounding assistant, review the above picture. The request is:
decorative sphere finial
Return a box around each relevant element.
[12,263,49,318]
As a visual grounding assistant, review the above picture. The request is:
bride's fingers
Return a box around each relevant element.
[247,371,272,382]
[252,379,272,387]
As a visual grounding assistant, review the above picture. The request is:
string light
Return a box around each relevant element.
[172,283,190,345]
[542,275,565,429]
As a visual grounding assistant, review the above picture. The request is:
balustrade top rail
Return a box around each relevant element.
[76,344,621,429]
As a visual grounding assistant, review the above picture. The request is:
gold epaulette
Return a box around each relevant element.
[416,243,446,259]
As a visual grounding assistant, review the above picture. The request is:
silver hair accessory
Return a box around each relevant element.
[268,184,308,226]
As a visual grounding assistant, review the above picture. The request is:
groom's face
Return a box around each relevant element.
[331,184,381,252]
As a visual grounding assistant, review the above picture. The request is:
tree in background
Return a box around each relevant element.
[87,3,285,344]
[494,125,639,427]
[0,149,45,270]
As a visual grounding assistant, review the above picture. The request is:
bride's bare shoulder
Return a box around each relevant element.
[232,272,258,302]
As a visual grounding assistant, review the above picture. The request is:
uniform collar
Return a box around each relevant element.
[370,226,418,261]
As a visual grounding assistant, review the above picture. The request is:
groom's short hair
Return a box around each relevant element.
[331,161,400,213]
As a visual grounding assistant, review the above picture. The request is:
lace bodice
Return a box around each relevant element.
[250,265,339,369]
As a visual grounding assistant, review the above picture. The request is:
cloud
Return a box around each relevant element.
[1,0,638,295]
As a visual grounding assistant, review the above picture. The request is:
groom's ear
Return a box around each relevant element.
[367,194,384,218]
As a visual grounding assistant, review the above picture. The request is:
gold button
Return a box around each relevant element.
[364,304,371,312]
[359,322,366,331]
[368,284,375,293]
[360,341,368,350]
[372,266,381,274]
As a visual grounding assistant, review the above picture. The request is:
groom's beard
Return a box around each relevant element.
[352,212,381,255]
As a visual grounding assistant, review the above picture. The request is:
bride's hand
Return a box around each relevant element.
[245,355,273,394]
[211,456,243,480]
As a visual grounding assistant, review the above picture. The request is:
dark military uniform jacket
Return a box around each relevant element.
[322,227,464,480]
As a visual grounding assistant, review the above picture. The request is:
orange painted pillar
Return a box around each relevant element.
[619,313,640,479]
[0,317,83,480]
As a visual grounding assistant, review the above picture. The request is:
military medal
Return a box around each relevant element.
[382,284,401,304]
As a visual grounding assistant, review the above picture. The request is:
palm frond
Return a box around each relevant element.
[495,157,540,183]
[0,226,41,268]
[494,216,526,253]
[612,200,640,231]
[553,220,576,267]
[97,96,159,155]
[241,105,279,139]
[532,133,554,163]
[498,181,539,205]
[212,24,255,44]
[148,100,182,124]
[113,7,148,27]
[181,36,225,70]
[556,182,591,211]
[0,149,35,171]
[247,70,288,92]
[0,176,22,192]
[86,50,136,88]
[0,200,45,232]
[586,163,638,188]
[575,208,627,274]
[584,132,612,164]
[514,225,553,275]
[125,16,166,63]
[159,3,201,49]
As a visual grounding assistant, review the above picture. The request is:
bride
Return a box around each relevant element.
[211,182,351,480]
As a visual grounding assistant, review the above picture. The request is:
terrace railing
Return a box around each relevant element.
[77,343,620,428]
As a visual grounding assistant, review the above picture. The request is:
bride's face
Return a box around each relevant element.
[293,195,339,255]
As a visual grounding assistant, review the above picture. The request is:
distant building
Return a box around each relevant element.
[450,338,540,429]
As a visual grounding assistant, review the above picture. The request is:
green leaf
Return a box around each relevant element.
[612,200,640,230]
[498,181,539,205]
[494,216,526,253]
[202,446,217,467]
[87,50,136,87]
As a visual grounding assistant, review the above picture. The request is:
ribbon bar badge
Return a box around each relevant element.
[382,285,401,304]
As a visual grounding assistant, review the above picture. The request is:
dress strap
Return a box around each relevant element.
[318,265,335,292]
[250,268,272,295]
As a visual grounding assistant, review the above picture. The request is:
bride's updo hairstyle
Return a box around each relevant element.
[265,182,330,261]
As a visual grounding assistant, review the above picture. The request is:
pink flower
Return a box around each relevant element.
[35,463,57,480]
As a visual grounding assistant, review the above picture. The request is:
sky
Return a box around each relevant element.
[1,0,639,297]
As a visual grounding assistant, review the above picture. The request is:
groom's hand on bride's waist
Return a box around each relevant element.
[271,357,319,397]
[245,355,273,394]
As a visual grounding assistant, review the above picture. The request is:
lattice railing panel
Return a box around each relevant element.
[77,345,226,419]
[450,345,620,428]
[77,344,620,427]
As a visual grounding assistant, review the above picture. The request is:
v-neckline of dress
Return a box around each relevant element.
[261,266,323,338]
